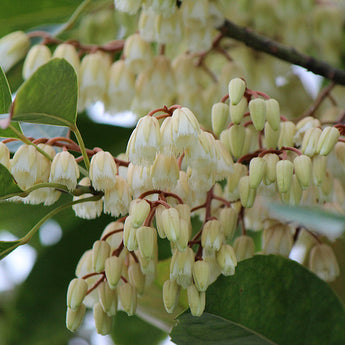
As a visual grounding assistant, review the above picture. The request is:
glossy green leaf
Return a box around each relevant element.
[0,163,23,198]
[12,58,78,128]
[0,239,21,260]
[112,311,167,345]
[171,255,345,345]
[0,66,23,138]
[269,203,345,240]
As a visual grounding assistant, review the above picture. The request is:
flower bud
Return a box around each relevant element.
[263,153,279,185]
[0,31,30,72]
[123,216,138,251]
[124,33,153,73]
[201,220,224,252]
[230,97,247,124]
[49,151,79,191]
[249,157,266,189]
[161,207,181,242]
[53,44,80,72]
[0,142,10,170]
[264,122,280,149]
[313,156,327,190]
[129,199,151,227]
[276,160,293,194]
[67,278,88,310]
[114,0,142,14]
[219,207,238,240]
[294,155,312,190]
[265,98,280,131]
[92,240,111,273]
[228,78,246,105]
[127,163,153,198]
[192,260,210,292]
[151,153,179,190]
[23,44,51,80]
[89,151,117,191]
[98,281,117,316]
[127,115,161,165]
[163,279,180,313]
[156,11,182,43]
[105,255,124,289]
[233,235,255,261]
[228,124,245,159]
[93,302,112,335]
[187,284,205,317]
[225,163,248,198]
[118,283,137,316]
[154,204,167,239]
[316,126,340,156]
[301,127,322,156]
[262,225,293,257]
[128,262,145,295]
[136,226,157,260]
[182,0,209,27]
[309,244,340,282]
[176,218,190,252]
[277,121,296,149]
[249,98,266,131]
[281,175,302,206]
[66,303,86,332]
[170,248,194,288]
[216,244,237,276]
[211,102,230,136]
[335,142,345,170]
[239,176,257,208]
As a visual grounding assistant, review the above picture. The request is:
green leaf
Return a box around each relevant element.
[0,163,23,197]
[112,311,167,345]
[12,58,78,128]
[0,239,21,260]
[171,255,345,345]
[0,66,23,138]
[268,203,345,240]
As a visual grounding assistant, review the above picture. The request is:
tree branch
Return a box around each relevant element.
[218,19,345,86]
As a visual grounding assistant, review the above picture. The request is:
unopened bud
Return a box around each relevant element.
[67,278,88,310]
[170,248,194,288]
[228,124,245,159]
[219,207,238,240]
[192,260,210,292]
[294,155,312,190]
[225,163,248,195]
[98,281,117,316]
[309,244,340,282]
[136,226,157,260]
[53,44,80,72]
[239,176,257,208]
[262,225,293,257]
[211,102,229,136]
[162,207,181,242]
[128,262,145,295]
[312,155,327,186]
[301,127,322,156]
[278,121,296,149]
[118,283,137,316]
[228,78,246,105]
[163,279,180,313]
[249,157,266,189]
[66,303,86,332]
[90,151,117,191]
[264,122,280,149]
[263,153,279,185]
[129,199,151,227]
[216,244,237,276]
[92,240,111,273]
[151,153,179,190]
[155,204,166,239]
[23,44,51,80]
[123,216,138,251]
[230,97,247,124]
[265,98,280,131]
[105,255,124,289]
[276,160,293,194]
[233,235,255,261]
[249,98,266,131]
[93,302,112,335]
[316,126,340,156]
[0,143,10,169]
[201,220,224,252]
[176,218,190,252]
[281,175,302,206]
[187,284,205,317]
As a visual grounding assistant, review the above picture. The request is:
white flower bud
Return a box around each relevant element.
[151,153,179,190]
[170,248,194,289]
[264,122,280,149]
[201,220,224,253]
[278,121,296,149]
[294,155,312,190]
[276,160,294,194]
[0,31,30,72]
[105,255,124,289]
[0,142,10,170]
[316,126,340,156]
[67,278,88,310]
[230,97,247,124]
[228,124,246,159]
[211,102,230,137]
[128,262,145,295]
[162,207,181,242]
[127,163,153,198]
[123,216,138,251]
[312,155,328,186]
[90,151,117,191]
[219,207,238,240]
[176,218,190,252]
[98,281,117,316]
[192,260,210,292]
[93,302,112,335]
[136,226,157,260]
[118,283,137,316]
[233,235,255,261]
[92,240,111,273]
[249,157,266,189]
[182,0,209,27]
[265,98,280,131]
[262,225,293,257]
[66,303,86,332]
[239,176,257,208]
[249,98,266,131]
[156,11,182,43]
[216,244,237,276]
[301,127,322,157]
[187,284,205,317]
[228,78,246,106]
[129,199,151,227]
[53,44,80,73]
[263,153,279,185]
[23,44,51,80]
[163,279,180,313]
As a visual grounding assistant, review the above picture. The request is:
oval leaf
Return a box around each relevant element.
[12,58,78,127]
[171,255,345,345]
[0,162,23,197]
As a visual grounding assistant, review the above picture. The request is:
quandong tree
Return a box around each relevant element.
[1,1,345,344]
